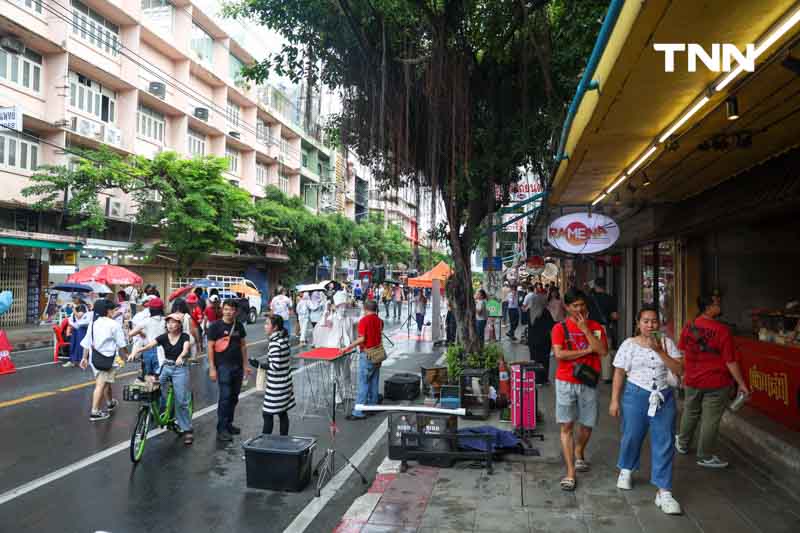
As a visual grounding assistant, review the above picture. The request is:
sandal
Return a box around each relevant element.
[183,432,194,446]
[575,459,590,472]
[560,477,576,491]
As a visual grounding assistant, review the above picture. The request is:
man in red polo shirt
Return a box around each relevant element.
[675,294,749,469]
[342,300,384,420]
[551,288,608,491]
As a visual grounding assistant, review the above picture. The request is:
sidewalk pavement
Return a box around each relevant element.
[335,335,800,533]
[4,324,55,352]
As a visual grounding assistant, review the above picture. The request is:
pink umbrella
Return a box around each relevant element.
[67,265,143,286]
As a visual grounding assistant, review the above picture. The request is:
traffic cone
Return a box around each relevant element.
[0,330,16,376]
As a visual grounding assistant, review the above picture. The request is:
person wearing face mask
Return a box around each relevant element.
[609,305,683,515]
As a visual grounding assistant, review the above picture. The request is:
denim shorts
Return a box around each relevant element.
[555,379,599,427]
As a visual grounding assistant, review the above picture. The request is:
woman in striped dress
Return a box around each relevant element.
[262,315,295,435]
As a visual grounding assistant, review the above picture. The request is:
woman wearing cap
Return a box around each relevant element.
[130,313,194,445]
[128,297,166,377]
[186,293,204,351]
[172,298,199,359]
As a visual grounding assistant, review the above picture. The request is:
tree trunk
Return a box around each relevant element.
[448,236,479,355]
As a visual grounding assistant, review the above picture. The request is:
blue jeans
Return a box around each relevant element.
[352,352,380,418]
[142,348,159,376]
[160,364,192,433]
[216,364,243,434]
[415,313,425,332]
[284,317,293,338]
[475,319,487,345]
[618,383,677,490]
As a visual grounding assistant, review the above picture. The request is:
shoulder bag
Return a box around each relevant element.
[214,319,236,353]
[561,321,599,388]
[364,320,387,365]
[90,320,114,371]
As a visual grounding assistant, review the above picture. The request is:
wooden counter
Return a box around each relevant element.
[734,337,800,430]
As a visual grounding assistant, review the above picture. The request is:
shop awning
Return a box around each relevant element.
[408,261,453,288]
[551,0,800,207]
[0,236,82,250]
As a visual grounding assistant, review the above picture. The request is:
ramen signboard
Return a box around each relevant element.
[546,212,619,254]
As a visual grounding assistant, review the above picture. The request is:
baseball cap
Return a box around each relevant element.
[208,294,220,302]
[165,312,184,324]
[186,293,199,304]
[146,297,164,309]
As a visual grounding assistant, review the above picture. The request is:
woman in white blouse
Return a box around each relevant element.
[609,305,684,515]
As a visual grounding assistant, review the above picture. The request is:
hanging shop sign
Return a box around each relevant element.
[0,106,22,132]
[546,212,619,254]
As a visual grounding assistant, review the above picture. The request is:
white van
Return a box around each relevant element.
[172,276,262,324]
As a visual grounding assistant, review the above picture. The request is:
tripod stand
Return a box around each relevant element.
[313,381,368,497]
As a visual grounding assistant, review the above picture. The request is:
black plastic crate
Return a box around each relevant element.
[418,414,457,453]
[388,412,419,460]
[242,435,316,492]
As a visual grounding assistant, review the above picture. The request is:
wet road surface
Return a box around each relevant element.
[0,316,441,533]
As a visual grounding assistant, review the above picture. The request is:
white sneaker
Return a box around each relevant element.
[62,361,75,368]
[617,469,633,490]
[697,455,729,468]
[655,491,682,515]
[674,435,688,455]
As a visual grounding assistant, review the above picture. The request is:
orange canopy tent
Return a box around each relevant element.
[408,261,453,288]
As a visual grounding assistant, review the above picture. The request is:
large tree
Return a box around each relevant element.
[23,149,253,275]
[227,0,608,352]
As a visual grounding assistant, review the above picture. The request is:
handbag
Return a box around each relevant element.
[365,344,387,365]
[214,319,236,353]
[90,319,114,371]
[255,367,267,391]
[560,322,600,388]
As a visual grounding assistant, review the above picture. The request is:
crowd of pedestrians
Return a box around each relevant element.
[487,280,749,517]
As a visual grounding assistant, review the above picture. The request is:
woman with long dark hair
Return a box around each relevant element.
[262,315,295,435]
[609,304,683,514]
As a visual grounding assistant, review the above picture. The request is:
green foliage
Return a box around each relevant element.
[444,343,466,383]
[349,213,412,269]
[23,150,252,275]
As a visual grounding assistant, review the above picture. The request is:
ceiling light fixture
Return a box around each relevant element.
[606,174,628,194]
[592,193,607,206]
[726,96,740,120]
[658,96,710,143]
[626,146,658,175]
[715,6,800,91]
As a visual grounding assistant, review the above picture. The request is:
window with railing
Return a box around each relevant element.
[71,0,120,57]
[17,0,43,15]
[256,118,271,145]
[0,47,42,95]
[137,104,165,143]
[141,0,174,34]
[303,183,318,209]
[226,146,240,175]
[69,71,116,124]
[187,128,206,156]
[0,131,39,171]
[256,163,267,186]
[190,22,213,65]
[226,99,240,129]
[278,170,289,195]
[229,53,244,82]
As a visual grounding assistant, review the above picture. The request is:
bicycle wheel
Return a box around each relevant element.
[130,407,152,463]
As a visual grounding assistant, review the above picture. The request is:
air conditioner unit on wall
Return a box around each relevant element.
[194,107,209,121]
[106,198,124,219]
[104,125,122,146]
[149,81,166,99]
[0,36,24,55]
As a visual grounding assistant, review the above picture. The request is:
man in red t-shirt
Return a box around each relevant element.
[342,300,384,420]
[550,289,608,491]
[675,294,749,469]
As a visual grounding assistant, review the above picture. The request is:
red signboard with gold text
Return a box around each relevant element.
[735,337,800,431]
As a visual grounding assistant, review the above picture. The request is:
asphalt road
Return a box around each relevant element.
[0,313,442,533]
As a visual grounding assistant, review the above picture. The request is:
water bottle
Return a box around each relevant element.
[729,391,749,412]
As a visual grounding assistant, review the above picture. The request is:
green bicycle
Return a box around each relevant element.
[125,365,194,463]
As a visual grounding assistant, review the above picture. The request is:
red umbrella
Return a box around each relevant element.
[168,285,193,302]
[68,265,143,286]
